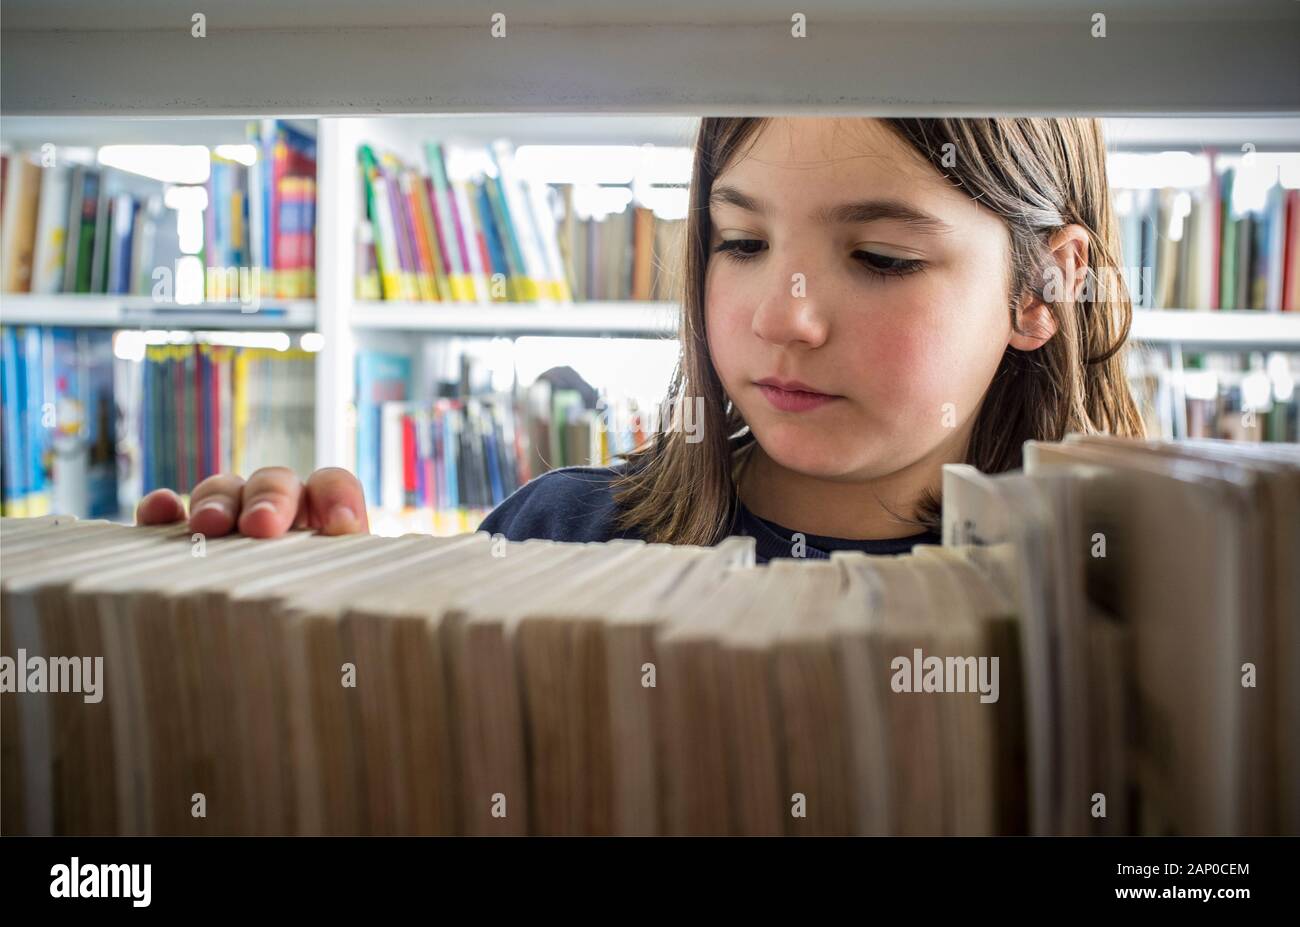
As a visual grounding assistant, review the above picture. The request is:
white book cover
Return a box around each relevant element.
[31,163,71,294]
[490,140,551,301]
[380,399,409,511]
[451,179,490,301]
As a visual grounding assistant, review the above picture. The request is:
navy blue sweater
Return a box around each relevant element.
[476,463,941,564]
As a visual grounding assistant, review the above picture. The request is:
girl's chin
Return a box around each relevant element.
[753,434,872,479]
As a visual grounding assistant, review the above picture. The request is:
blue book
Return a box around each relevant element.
[83,330,118,518]
[1,327,27,514]
[476,181,511,294]
[442,408,459,510]
[354,351,411,505]
[108,194,137,295]
[480,406,504,505]
[20,327,50,515]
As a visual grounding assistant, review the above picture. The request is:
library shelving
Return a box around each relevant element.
[4,114,1300,526]
[0,294,317,331]
[4,1,1296,115]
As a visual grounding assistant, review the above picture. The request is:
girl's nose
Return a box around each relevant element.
[751,266,831,349]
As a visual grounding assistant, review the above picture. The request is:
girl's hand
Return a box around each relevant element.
[134,467,371,538]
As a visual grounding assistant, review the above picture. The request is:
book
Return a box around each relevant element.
[355,139,583,304]
[30,164,70,295]
[1,435,1294,836]
[0,154,43,293]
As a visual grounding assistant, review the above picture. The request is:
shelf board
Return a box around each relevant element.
[0,294,318,330]
[1102,118,1300,152]
[1129,310,1300,352]
[0,116,316,149]
[351,301,679,338]
[4,2,1295,116]
[352,301,1300,350]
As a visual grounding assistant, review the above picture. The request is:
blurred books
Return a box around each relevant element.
[1115,158,1300,312]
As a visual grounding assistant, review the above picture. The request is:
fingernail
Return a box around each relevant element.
[244,499,277,517]
[324,504,359,534]
[192,498,233,518]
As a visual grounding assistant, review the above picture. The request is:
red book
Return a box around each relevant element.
[210,347,222,473]
[194,348,206,481]
[1282,190,1298,312]
[424,177,453,278]
[174,353,187,493]
[402,414,417,508]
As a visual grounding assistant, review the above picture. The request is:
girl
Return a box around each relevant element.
[137,116,1145,562]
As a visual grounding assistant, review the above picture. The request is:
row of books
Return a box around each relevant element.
[354,348,660,527]
[1116,163,1300,311]
[375,396,525,514]
[555,191,684,302]
[4,434,1294,835]
[1128,348,1299,443]
[140,344,315,496]
[0,156,175,297]
[355,141,571,303]
[0,120,316,302]
[0,326,118,518]
[206,120,318,302]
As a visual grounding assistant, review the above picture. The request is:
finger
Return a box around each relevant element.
[188,473,247,538]
[237,466,304,538]
[136,488,187,526]
[303,467,370,536]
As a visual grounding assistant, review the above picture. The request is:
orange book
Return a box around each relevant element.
[631,206,655,301]
[403,173,438,301]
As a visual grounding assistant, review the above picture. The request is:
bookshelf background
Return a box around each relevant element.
[3,114,1300,532]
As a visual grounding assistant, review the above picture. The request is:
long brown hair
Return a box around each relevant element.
[611,117,1146,545]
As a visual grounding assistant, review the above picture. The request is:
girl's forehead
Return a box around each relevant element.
[716,118,960,208]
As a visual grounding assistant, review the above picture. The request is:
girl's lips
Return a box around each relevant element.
[756,382,840,412]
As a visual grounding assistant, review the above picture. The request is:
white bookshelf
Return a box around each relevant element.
[3,1,1296,116]
[4,113,1300,478]
[0,294,317,331]
[351,301,680,338]
[1128,311,1300,352]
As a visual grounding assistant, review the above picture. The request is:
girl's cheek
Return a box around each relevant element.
[836,305,936,405]
[703,277,754,378]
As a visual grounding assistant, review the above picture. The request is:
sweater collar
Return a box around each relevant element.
[729,498,940,562]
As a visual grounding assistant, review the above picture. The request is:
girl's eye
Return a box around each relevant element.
[713,239,923,280]
[713,239,766,261]
[853,251,925,279]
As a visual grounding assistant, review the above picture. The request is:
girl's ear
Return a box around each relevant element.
[1009,224,1091,352]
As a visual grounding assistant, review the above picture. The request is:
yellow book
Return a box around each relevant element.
[517,276,542,301]
[231,349,250,474]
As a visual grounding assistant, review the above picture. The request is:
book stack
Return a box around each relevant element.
[1115,160,1300,312]
[139,344,315,495]
[554,190,684,302]
[224,120,317,302]
[0,121,315,302]
[1127,348,1299,444]
[0,154,173,298]
[1,435,1294,836]
[356,141,571,304]
[0,327,118,519]
[372,395,525,518]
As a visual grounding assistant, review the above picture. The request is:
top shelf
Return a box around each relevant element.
[3,2,1296,117]
[2,116,1298,152]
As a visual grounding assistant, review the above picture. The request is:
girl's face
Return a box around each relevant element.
[705,117,1017,484]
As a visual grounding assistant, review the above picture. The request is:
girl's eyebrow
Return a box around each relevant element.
[709,184,954,236]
